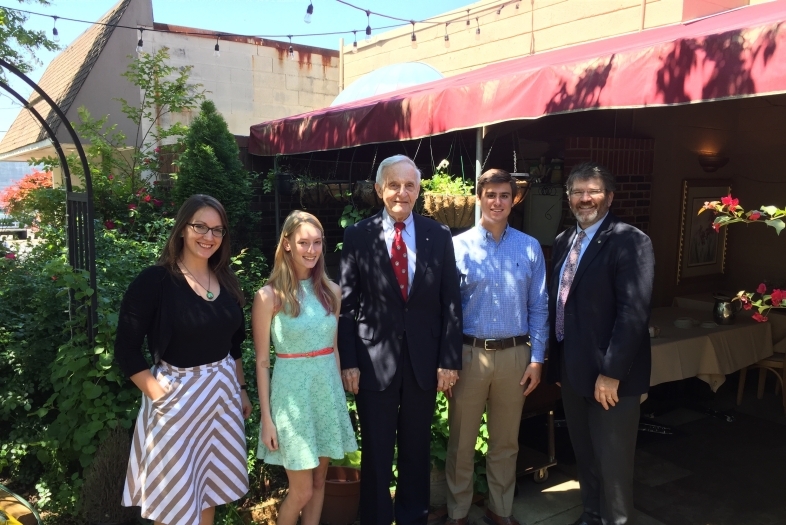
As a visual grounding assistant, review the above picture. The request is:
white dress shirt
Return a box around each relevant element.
[381,209,417,292]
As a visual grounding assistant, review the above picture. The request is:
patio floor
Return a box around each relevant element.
[456,372,786,525]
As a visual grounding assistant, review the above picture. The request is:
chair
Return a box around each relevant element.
[736,339,786,414]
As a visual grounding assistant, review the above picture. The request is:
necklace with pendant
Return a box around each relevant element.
[180,261,214,300]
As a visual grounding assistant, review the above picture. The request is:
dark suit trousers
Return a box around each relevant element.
[356,339,437,525]
[561,357,640,525]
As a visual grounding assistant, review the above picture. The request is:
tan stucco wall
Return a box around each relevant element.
[342,0,762,87]
[145,31,339,136]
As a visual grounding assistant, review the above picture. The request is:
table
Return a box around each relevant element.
[650,307,774,391]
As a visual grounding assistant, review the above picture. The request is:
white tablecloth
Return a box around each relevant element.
[650,307,774,391]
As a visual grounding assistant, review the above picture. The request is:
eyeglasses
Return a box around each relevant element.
[568,189,605,198]
[187,223,227,238]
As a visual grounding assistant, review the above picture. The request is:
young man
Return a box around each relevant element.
[447,168,549,525]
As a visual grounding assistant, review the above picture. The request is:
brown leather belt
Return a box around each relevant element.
[462,334,530,351]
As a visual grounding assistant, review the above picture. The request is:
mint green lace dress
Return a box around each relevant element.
[257,280,357,471]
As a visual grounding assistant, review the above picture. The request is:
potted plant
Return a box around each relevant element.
[421,160,476,229]
[80,426,139,525]
[324,180,352,203]
[353,180,383,208]
[321,451,362,525]
[293,173,328,207]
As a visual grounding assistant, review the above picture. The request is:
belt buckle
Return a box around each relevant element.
[484,339,499,351]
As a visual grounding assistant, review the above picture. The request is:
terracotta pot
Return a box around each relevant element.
[513,180,530,207]
[320,466,361,525]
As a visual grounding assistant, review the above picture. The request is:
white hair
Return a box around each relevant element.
[375,154,422,186]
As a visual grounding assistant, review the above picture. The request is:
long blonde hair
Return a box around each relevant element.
[267,210,338,317]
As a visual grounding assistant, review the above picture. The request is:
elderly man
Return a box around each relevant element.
[338,154,463,525]
[547,162,654,525]
[447,169,549,525]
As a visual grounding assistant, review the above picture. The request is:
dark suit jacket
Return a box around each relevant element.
[546,212,655,397]
[338,211,463,391]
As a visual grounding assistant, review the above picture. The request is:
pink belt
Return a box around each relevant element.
[276,347,334,359]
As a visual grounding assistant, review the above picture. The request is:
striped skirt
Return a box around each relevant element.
[122,356,249,525]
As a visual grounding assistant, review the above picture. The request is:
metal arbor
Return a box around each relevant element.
[0,58,98,341]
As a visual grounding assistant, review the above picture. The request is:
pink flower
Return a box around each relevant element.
[771,289,785,307]
[154,147,161,153]
[753,312,769,322]
[749,211,761,220]
[743,301,752,310]
[104,220,116,230]
[153,199,163,207]
[4,252,15,259]
[721,195,739,209]
[128,203,137,210]
[757,283,767,294]
[144,195,151,203]
[107,174,114,180]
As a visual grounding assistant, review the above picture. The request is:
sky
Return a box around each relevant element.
[0,0,481,143]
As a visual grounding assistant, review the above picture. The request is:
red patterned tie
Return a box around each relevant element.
[391,221,408,300]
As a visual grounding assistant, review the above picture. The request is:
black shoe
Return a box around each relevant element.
[569,513,602,525]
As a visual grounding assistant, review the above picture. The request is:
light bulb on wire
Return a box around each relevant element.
[52,16,60,42]
[365,10,372,40]
[136,29,144,53]
[352,30,358,53]
[213,36,220,57]
[466,9,471,28]
[287,35,295,61]
[475,18,481,40]
[410,21,417,49]
[304,1,313,23]
[444,23,450,48]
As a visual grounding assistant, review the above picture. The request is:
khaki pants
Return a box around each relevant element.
[445,342,531,518]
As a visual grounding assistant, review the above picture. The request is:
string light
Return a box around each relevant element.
[52,16,60,42]
[304,1,313,23]
[287,35,295,60]
[466,9,471,27]
[352,30,357,52]
[496,4,504,17]
[516,1,521,9]
[444,22,450,48]
[410,21,416,49]
[136,28,144,53]
[365,10,372,40]
[475,17,481,40]
[213,35,220,57]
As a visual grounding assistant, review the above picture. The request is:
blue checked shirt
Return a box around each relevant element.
[453,225,549,363]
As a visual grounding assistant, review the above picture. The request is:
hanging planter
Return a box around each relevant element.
[295,180,329,207]
[324,180,352,203]
[421,160,476,229]
[513,179,531,207]
[353,180,382,208]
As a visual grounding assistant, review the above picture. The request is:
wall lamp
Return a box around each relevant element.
[698,154,729,172]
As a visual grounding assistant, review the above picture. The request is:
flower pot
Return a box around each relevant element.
[325,181,352,203]
[297,182,329,207]
[320,466,361,525]
[513,180,530,207]
[422,194,477,229]
[353,180,382,208]
[429,467,448,507]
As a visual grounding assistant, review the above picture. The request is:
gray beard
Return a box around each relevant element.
[573,207,598,227]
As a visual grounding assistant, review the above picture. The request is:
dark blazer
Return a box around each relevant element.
[338,211,463,391]
[546,213,654,397]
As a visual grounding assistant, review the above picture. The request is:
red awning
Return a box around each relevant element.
[250,1,786,156]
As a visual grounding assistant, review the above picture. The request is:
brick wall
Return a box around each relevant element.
[563,137,655,234]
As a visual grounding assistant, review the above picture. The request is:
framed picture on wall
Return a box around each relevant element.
[676,179,731,284]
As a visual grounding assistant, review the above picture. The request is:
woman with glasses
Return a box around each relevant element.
[253,210,357,525]
[115,194,250,525]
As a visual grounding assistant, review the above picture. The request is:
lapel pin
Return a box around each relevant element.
[597,240,601,244]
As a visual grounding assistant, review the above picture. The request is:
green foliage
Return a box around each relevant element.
[174,100,254,237]
[0,2,59,79]
[421,159,474,196]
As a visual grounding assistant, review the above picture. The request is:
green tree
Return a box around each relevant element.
[174,99,254,237]
[0,1,58,79]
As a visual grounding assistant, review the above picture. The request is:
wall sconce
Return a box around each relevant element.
[698,154,729,172]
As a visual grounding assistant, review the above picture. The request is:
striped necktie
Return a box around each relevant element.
[556,230,585,342]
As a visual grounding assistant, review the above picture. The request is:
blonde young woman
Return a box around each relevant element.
[253,210,357,525]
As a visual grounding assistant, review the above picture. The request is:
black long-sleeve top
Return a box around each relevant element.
[114,265,245,377]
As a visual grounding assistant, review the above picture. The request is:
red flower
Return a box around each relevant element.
[753,312,769,322]
[743,301,752,310]
[153,180,160,186]
[143,158,151,164]
[771,289,785,307]
[144,195,151,202]
[107,174,114,180]
[712,222,721,232]
[154,147,161,153]
[757,283,767,294]
[104,220,116,230]
[721,195,739,209]
[128,203,137,210]
[749,211,761,220]
[51,275,58,281]
[153,199,163,207]
[4,252,15,259]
